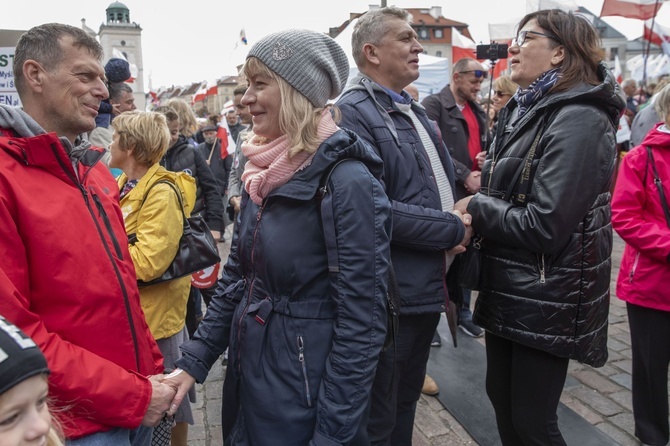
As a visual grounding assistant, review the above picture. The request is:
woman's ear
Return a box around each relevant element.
[551,45,565,67]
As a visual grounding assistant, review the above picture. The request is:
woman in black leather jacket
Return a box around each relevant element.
[455,10,625,446]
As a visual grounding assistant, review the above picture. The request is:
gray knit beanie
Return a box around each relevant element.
[247,29,349,108]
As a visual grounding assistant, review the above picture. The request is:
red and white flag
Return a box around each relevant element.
[601,0,667,20]
[643,19,670,54]
[192,83,207,103]
[614,54,623,83]
[451,27,476,64]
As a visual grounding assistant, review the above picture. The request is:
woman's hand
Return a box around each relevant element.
[161,369,196,417]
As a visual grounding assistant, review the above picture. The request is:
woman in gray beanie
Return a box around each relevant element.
[167,29,392,445]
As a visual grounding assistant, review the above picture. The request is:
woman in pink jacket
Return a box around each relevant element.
[612,83,670,446]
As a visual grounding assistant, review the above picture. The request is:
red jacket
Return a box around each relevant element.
[612,124,670,312]
[0,130,163,438]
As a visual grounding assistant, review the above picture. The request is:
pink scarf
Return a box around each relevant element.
[241,111,339,205]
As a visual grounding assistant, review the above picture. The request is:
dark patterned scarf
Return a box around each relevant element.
[515,67,562,118]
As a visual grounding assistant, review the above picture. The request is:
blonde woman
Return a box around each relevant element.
[164,30,392,445]
[165,99,199,145]
[109,111,196,446]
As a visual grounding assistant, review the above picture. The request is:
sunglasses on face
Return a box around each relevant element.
[494,91,511,98]
[512,30,562,47]
[458,69,488,79]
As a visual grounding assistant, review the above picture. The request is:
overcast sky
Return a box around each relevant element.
[1,0,668,88]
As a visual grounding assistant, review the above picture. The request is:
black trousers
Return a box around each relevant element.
[352,312,440,446]
[627,302,670,446]
[485,331,569,446]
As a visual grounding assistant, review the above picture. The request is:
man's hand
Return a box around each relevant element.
[230,196,241,213]
[161,369,197,417]
[464,171,481,194]
[210,230,221,241]
[141,375,176,427]
[454,196,474,215]
[447,210,473,254]
[475,151,487,169]
[111,103,121,116]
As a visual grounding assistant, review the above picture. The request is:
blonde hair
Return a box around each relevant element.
[111,111,170,166]
[165,98,198,138]
[244,57,334,156]
[493,76,518,96]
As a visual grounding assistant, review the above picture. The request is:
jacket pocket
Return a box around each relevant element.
[297,335,313,408]
[628,251,641,283]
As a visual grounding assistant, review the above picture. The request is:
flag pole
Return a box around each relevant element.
[642,0,663,88]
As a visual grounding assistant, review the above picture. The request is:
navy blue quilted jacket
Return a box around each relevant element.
[176,129,392,445]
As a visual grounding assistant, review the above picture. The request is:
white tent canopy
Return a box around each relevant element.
[333,17,450,101]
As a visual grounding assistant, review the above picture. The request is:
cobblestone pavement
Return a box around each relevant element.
[189,232,656,445]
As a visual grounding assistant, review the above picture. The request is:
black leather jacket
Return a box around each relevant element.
[469,64,625,367]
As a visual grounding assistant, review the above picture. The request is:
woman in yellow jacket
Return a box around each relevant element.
[109,111,196,446]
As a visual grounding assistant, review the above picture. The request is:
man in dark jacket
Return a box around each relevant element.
[196,124,232,235]
[422,57,490,338]
[337,6,472,444]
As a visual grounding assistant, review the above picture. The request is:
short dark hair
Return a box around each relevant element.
[109,82,133,102]
[13,23,103,95]
[517,9,603,93]
[233,84,248,96]
[453,58,478,75]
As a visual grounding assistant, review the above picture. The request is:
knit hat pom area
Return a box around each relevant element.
[0,315,50,395]
[247,29,349,108]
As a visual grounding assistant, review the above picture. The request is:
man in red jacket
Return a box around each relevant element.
[0,23,174,444]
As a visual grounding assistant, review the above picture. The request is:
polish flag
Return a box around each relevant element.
[206,85,218,97]
[643,19,670,54]
[193,83,207,103]
[600,0,667,20]
[614,54,623,83]
[451,27,476,64]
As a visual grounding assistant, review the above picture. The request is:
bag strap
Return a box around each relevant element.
[503,116,546,203]
[646,146,670,228]
[140,179,189,229]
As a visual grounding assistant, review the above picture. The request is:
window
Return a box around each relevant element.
[610,47,618,61]
[434,29,443,39]
[436,51,442,57]
[418,28,429,40]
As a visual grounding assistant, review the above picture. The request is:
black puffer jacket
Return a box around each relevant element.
[161,135,223,231]
[468,63,625,367]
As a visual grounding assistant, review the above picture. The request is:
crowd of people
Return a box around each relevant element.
[0,6,668,446]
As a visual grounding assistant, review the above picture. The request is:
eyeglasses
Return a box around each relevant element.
[513,30,562,47]
[458,69,488,79]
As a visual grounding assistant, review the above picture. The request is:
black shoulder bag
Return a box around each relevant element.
[646,146,670,228]
[128,180,221,286]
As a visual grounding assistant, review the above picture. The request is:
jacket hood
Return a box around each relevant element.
[0,105,46,138]
[270,128,384,201]
[640,122,670,150]
[536,62,625,128]
[167,135,191,155]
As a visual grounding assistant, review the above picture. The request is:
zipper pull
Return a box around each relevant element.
[540,255,546,284]
[297,336,305,362]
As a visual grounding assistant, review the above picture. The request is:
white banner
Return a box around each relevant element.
[0,47,20,107]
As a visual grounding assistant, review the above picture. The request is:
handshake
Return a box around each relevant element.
[449,196,476,255]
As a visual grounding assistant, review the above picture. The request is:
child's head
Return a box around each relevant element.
[0,316,53,446]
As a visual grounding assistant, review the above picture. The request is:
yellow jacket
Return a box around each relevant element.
[118,163,197,340]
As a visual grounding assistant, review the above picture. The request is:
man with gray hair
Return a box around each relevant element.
[337,6,472,444]
[0,23,173,444]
